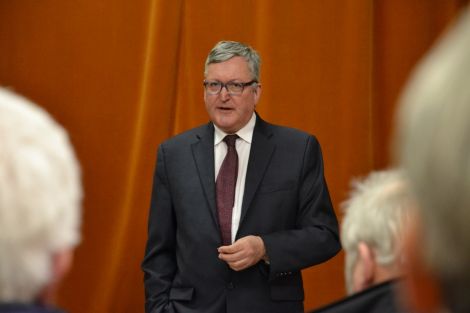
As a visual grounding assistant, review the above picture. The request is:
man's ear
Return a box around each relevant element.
[399,215,444,313]
[253,84,261,105]
[53,249,74,282]
[355,242,376,292]
[38,249,74,304]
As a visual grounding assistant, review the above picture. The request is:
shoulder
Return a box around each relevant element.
[257,117,319,145]
[309,280,399,313]
[160,123,212,148]
[0,303,66,313]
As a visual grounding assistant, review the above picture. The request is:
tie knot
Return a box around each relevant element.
[223,134,238,147]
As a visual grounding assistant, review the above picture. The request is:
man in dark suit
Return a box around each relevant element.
[142,40,340,313]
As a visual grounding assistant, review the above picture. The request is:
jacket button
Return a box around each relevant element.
[227,282,234,289]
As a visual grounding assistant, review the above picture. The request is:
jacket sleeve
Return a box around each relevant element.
[142,144,176,313]
[261,135,341,280]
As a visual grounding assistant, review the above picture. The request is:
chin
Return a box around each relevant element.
[215,119,237,132]
[220,126,237,134]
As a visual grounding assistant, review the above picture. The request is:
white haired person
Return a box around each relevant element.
[312,169,411,313]
[0,88,82,313]
[395,6,470,313]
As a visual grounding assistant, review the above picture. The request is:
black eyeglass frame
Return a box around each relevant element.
[203,80,258,95]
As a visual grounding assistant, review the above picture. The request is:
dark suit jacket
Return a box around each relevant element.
[310,280,405,313]
[0,303,65,313]
[309,280,403,313]
[142,115,340,313]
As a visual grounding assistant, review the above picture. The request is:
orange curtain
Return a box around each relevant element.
[0,1,465,312]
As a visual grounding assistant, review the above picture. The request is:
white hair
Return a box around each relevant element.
[395,7,470,312]
[0,88,82,302]
[341,169,410,294]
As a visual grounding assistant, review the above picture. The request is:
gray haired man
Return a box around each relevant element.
[311,169,411,313]
[395,6,470,313]
[0,88,82,313]
[142,40,340,313]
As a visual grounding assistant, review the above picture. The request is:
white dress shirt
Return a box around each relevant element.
[214,112,256,244]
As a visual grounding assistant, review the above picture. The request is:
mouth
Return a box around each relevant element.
[217,106,234,112]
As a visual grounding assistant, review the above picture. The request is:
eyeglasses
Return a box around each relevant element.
[203,80,258,95]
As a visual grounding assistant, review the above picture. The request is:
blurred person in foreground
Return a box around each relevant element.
[394,6,470,313]
[0,88,82,313]
[312,169,411,313]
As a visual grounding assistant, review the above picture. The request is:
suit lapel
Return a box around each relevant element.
[191,123,219,229]
[239,117,275,226]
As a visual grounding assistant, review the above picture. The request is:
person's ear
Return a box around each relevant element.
[38,249,74,304]
[253,84,261,105]
[355,242,376,292]
[399,215,444,313]
[53,249,74,282]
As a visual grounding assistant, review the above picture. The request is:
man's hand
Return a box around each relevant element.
[218,235,268,271]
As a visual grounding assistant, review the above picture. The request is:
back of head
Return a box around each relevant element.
[0,88,82,303]
[341,169,410,294]
[204,40,261,81]
[395,7,470,312]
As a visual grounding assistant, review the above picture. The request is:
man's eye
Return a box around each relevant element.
[209,82,221,87]
[230,83,243,88]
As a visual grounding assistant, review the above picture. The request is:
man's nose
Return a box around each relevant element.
[219,86,231,100]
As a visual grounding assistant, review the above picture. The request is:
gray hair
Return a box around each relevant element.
[341,169,410,294]
[0,88,82,302]
[204,40,261,81]
[395,7,470,312]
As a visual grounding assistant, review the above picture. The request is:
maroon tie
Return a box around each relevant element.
[216,134,239,245]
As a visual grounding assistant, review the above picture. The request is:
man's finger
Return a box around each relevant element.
[217,244,239,254]
[218,250,244,262]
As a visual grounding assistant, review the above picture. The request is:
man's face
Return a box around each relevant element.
[204,56,261,134]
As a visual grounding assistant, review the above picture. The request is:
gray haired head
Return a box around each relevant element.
[204,41,261,81]
[395,7,470,313]
[341,169,410,294]
[0,88,82,302]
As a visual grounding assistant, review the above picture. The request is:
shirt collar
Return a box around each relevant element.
[214,112,256,146]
